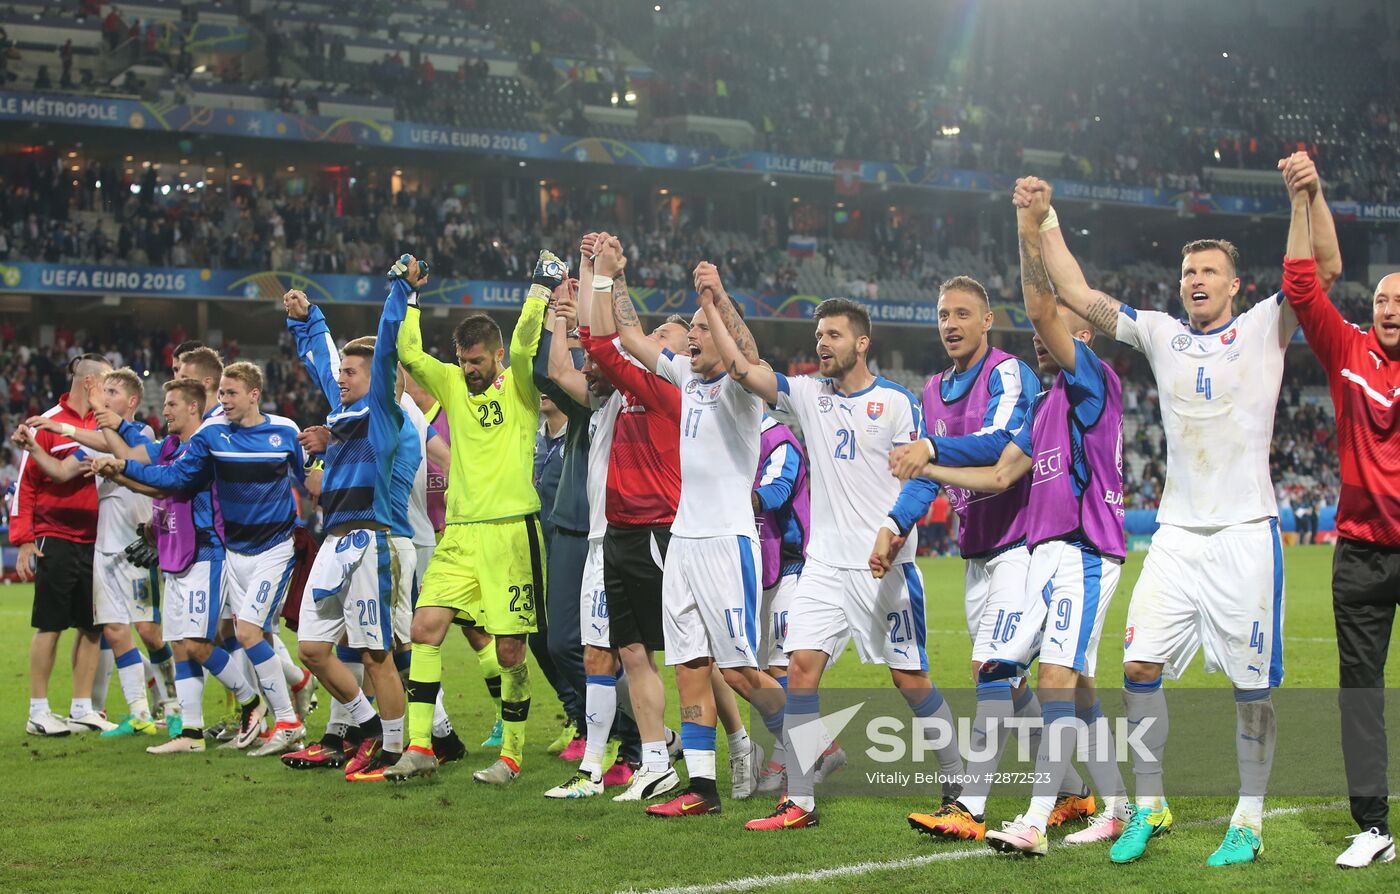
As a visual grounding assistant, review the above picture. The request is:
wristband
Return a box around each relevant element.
[1040,206,1060,232]
[591,274,613,292]
[924,437,937,463]
[60,423,76,438]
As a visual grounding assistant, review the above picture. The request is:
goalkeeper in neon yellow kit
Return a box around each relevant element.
[384,250,560,784]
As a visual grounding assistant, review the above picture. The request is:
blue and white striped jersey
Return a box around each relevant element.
[287,285,419,537]
[123,413,304,555]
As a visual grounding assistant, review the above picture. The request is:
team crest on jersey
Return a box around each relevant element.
[817,396,833,413]
[1170,334,1192,352]
[1220,328,1238,345]
[1124,626,1135,647]
[934,418,948,436]
[708,383,722,399]
[493,375,505,391]
[866,401,884,420]
[268,434,282,447]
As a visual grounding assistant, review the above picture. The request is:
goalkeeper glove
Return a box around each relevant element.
[387,254,429,307]
[124,526,159,569]
[529,249,566,302]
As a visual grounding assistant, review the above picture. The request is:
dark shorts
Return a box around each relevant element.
[31,536,96,632]
[603,525,670,651]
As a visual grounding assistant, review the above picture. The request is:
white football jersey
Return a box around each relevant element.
[398,395,435,547]
[1116,294,1289,527]
[772,373,922,568]
[656,350,761,539]
[587,391,623,542]
[84,423,155,553]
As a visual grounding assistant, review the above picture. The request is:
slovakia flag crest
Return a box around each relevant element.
[866,401,884,420]
[1220,328,1238,345]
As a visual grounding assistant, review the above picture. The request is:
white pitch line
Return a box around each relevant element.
[622,801,1349,894]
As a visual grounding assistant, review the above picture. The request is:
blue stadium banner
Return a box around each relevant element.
[4,89,1400,222]
[0,260,1018,329]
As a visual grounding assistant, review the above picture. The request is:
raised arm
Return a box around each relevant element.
[368,274,419,455]
[509,249,559,406]
[1017,181,1080,374]
[1280,151,1341,291]
[389,255,456,402]
[1280,155,1349,365]
[593,232,662,373]
[693,261,759,365]
[541,281,590,408]
[700,282,780,404]
[1015,178,1122,337]
[284,289,341,407]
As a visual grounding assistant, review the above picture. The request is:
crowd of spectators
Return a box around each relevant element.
[6,1,1399,203]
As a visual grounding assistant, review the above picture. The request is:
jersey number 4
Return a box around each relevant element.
[477,401,504,427]
[1195,366,1213,400]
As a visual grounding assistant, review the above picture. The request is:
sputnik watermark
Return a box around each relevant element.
[785,700,1156,775]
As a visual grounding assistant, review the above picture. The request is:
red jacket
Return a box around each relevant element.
[579,327,681,528]
[10,393,100,544]
[1283,258,1400,546]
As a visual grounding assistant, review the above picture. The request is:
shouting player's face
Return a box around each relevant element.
[582,354,614,398]
[338,354,371,404]
[937,288,992,369]
[815,314,866,380]
[686,311,721,377]
[1374,273,1400,353]
[218,376,259,424]
[163,392,200,437]
[1179,248,1239,330]
[457,343,504,395]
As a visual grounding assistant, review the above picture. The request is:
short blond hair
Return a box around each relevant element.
[343,335,376,360]
[177,345,224,382]
[1181,239,1240,276]
[104,368,144,400]
[221,361,264,393]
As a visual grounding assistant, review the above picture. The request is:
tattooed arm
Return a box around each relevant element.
[1014,178,1123,338]
[693,262,760,365]
[591,233,663,373]
[702,288,780,403]
[1017,203,1081,374]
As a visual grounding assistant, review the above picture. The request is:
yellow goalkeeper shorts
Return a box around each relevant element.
[416,515,545,636]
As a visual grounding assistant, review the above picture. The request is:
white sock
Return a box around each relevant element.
[346,692,377,726]
[70,697,93,718]
[29,697,51,720]
[115,650,151,720]
[327,696,351,738]
[432,689,453,737]
[92,644,115,713]
[176,672,205,728]
[271,635,303,688]
[247,643,297,722]
[582,675,617,777]
[382,715,404,754]
[685,748,717,781]
[726,727,751,756]
[1233,692,1275,833]
[641,740,668,773]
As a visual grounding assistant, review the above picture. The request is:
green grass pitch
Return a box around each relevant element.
[3,545,1397,893]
